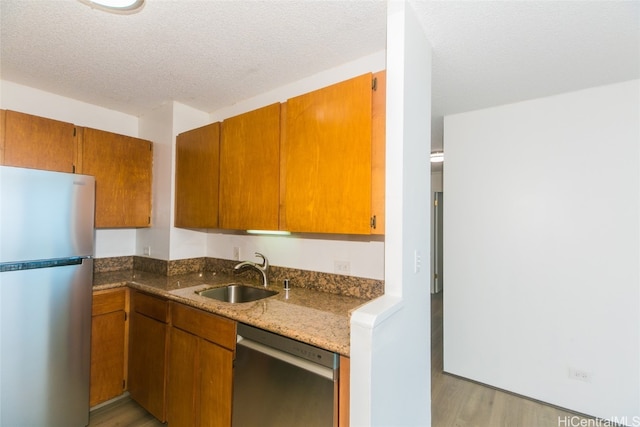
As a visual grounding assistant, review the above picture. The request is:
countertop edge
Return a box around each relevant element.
[93,279,356,356]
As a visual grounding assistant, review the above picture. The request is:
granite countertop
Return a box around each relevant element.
[93,270,371,356]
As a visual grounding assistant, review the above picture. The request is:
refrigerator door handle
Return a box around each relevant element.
[0,256,89,273]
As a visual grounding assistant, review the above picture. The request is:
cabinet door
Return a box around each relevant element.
[90,311,126,406]
[281,73,373,234]
[371,71,386,235]
[1,110,76,173]
[128,311,168,421]
[90,289,127,407]
[79,127,152,228]
[220,104,280,230]
[338,356,350,427]
[167,327,198,427]
[198,340,234,427]
[175,123,220,228]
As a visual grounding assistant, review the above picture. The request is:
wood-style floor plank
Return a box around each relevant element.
[89,396,164,427]
[90,293,595,426]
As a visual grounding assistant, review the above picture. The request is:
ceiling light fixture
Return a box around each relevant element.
[430,151,444,163]
[78,0,145,14]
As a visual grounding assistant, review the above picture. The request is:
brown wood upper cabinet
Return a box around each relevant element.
[77,127,153,228]
[281,73,375,234]
[173,71,386,234]
[1,111,154,229]
[0,110,77,173]
[219,103,280,231]
[175,122,220,229]
[371,70,386,235]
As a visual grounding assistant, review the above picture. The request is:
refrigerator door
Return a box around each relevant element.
[0,259,93,427]
[0,166,95,426]
[0,166,95,262]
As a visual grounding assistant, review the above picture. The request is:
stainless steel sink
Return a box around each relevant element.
[197,284,277,303]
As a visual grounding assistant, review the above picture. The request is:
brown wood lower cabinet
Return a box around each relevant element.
[90,288,127,407]
[99,290,350,426]
[167,327,198,426]
[128,291,169,422]
[339,356,350,427]
[167,302,236,427]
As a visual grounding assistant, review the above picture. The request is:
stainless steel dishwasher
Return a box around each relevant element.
[232,323,339,427]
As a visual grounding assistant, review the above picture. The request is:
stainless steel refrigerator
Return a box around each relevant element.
[0,165,95,426]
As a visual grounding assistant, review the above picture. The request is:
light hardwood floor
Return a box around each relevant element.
[89,293,595,426]
[89,396,164,427]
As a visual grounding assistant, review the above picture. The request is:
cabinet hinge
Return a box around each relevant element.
[72,165,76,174]
[370,215,377,229]
[148,216,151,225]
[122,379,126,390]
[372,77,378,91]
[73,127,76,137]
[124,311,128,321]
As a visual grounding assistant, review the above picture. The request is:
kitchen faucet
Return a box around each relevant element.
[234,252,269,287]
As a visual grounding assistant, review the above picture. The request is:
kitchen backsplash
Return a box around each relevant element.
[94,256,384,300]
[94,256,134,272]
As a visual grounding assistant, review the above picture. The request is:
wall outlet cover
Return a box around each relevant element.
[334,260,350,274]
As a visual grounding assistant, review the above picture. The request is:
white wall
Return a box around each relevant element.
[351,1,432,425]
[444,80,640,421]
[206,233,384,280]
[0,80,139,257]
[137,101,211,261]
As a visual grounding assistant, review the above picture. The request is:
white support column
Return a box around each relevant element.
[350,1,433,425]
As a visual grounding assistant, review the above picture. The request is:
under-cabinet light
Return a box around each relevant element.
[78,0,145,14]
[246,230,291,236]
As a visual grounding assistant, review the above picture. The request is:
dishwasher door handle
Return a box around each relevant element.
[237,335,334,380]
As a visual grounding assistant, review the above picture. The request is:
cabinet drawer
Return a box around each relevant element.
[92,288,126,316]
[131,291,169,323]
[171,303,236,350]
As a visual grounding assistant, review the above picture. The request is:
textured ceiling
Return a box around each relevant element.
[1,0,639,152]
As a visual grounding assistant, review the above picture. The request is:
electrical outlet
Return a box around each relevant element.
[568,367,592,383]
[334,260,350,275]
[143,246,151,256]
[233,247,240,261]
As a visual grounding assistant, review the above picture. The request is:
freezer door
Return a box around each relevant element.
[0,259,93,427]
[0,166,95,262]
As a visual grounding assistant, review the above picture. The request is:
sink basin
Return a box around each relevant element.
[197,284,277,303]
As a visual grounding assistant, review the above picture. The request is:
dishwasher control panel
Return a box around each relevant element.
[237,323,338,370]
